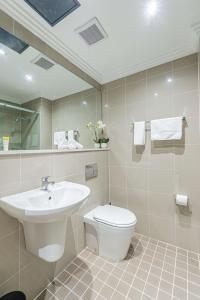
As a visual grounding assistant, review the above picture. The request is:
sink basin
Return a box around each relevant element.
[0,181,90,262]
[1,181,90,223]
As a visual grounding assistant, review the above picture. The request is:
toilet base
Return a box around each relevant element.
[84,215,135,262]
[84,205,137,262]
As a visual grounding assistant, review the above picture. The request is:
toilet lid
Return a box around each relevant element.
[93,205,137,227]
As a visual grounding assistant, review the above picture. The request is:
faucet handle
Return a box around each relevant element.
[41,176,50,182]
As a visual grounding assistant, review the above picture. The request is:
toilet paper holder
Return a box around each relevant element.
[174,194,192,212]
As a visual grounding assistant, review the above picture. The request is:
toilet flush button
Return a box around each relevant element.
[85,163,98,180]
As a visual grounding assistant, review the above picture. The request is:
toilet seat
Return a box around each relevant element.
[93,205,137,228]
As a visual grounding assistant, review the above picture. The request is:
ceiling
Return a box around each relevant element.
[0,43,91,104]
[0,0,200,84]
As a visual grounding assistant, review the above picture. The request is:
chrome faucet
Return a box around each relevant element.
[41,176,55,191]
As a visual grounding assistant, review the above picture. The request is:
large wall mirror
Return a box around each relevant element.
[0,27,102,151]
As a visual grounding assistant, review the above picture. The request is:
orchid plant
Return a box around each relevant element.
[86,120,109,145]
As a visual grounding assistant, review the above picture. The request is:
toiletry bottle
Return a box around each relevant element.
[3,136,9,151]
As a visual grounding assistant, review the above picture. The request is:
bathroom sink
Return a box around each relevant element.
[0,181,90,223]
[0,181,90,262]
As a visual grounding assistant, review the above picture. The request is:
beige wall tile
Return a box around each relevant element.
[0,231,19,285]
[110,165,126,188]
[0,155,20,194]
[104,54,199,251]
[125,71,146,85]
[149,216,175,244]
[147,192,175,218]
[147,95,173,120]
[147,72,173,101]
[126,101,147,122]
[21,154,52,188]
[172,90,199,118]
[148,146,174,171]
[107,86,124,108]
[127,188,147,214]
[175,223,200,252]
[147,169,174,194]
[135,213,149,236]
[0,209,18,240]
[110,187,127,207]
[126,167,147,190]
[147,62,172,77]
[173,64,198,95]
[52,153,80,180]
[106,105,126,127]
[0,150,108,297]
[126,80,146,105]
[173,54,198,70]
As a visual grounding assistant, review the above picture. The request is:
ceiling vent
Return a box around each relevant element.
[31,55,55,70]
[24,0,81,26]
[75,17,108,46]
[0,27,29,54]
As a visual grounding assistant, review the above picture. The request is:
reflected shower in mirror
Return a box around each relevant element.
[0,27,102,151]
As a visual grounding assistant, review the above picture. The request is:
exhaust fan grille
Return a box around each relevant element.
[32,56,55,70]
[75,17,108,46]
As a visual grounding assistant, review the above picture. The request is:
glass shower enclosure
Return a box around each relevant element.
[0,100,40,150]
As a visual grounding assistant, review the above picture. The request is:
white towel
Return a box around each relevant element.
[151,117,182,141]
[67,130,83,149]
[134,121,146,145]
[68,130,75,142]
[54,131,66,146]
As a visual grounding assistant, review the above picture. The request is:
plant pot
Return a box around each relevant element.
[94,143,100,149]
[101,143,108,148]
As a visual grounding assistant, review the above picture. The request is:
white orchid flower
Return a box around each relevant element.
[97,120,106,129]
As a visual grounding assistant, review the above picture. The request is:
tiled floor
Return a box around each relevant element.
[37,233,200,300]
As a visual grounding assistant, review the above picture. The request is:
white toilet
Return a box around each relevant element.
[84,205,137,262]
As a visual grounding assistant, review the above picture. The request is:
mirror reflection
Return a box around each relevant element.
[0,27,102,151]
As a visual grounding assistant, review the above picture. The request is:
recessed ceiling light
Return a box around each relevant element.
[104,104,109,108]
[154,92,158,97]
[0,48,5,56]
[167,77,173,83]
[146,0,158,17]
[25,74,33,82]
[82,101,87,105]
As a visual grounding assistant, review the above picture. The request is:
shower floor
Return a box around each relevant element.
[36,233,200,300]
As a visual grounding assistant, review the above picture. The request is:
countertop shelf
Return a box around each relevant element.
[0,148,110,156]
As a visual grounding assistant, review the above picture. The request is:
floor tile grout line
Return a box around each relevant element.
[51,250,100,299]
[63,252,107,299]
[171,244,179,300]
[124,234,152,300]
[77,253,193,298]
[35,233,200,300]
[82,259,109,300]
[155,242,168,300]
[67,252,105,298]
[70,250,116,299]
[107,235,144,299]
[141,238,159,298]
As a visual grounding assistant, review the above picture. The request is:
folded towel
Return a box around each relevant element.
[54,131,66,146]
[134,121,146,145]
[151,117,182,141]
[67,130,83,149]
[68,130,75,142]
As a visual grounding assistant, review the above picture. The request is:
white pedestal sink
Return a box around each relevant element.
[0,181,90,262]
